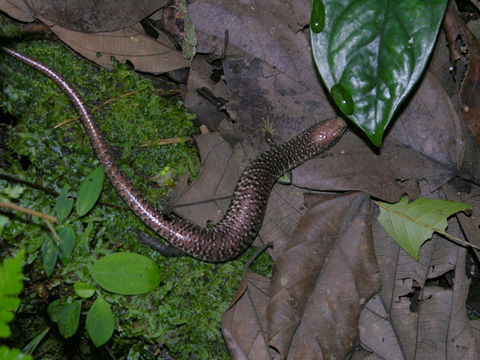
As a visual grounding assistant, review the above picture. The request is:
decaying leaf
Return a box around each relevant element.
[267,192,380,359]
[294,72,480,202]
[365,186,476,359]
[443,1,480,146]
[40,20,188,73]
[0,0,167,32]
[222,273,273,360]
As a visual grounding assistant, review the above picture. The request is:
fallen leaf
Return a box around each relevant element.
[0,0,167,32]
[222,273,273,360]
[444,1,480,146]
[267,192,380,359]
[366,185,476,359]
[40,21,188,73]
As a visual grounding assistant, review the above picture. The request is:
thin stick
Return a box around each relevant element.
[0,201,58,223]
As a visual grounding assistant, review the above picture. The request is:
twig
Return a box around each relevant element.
[0,201,58,223]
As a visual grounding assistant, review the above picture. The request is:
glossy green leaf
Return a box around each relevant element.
[86,296,114,347]
[76,166,104,217]
[74,282,96,299]
[41,237,58,277]
[90,253,161,295]
[54,185,73,222]
[376,197,471,260]
[311,0,447,146]
[57,226,75,265]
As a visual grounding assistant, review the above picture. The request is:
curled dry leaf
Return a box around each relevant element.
[267,192,380,359]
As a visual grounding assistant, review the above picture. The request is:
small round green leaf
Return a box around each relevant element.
[90,253,161,295]
[54,185,73,222]
[76,166,104,217]
[86,296,114,347]
[74,281,96,298]
[57,226,75,265]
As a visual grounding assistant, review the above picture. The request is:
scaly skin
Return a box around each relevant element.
[1,46,347,262]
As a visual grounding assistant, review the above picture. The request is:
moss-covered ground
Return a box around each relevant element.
[0,16,272,359]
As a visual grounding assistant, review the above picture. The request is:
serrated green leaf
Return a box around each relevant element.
[74,282,96,298]
[90,253,161,295]
[0,346,33,360]
[54,185,73,222]
[57,226,75,265]
[311,0,447,146]
[376,196,471,260]
[0,251,25,338]
[41,237,58,277]
[86,296,114,347]
[76,166,104,217]
[56,301,81,338]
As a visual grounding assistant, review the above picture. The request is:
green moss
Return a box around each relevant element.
[0,15,273,359]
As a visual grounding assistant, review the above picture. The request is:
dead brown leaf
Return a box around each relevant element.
[360,183,476,359]
[444,1,480,146]
[267,192,380,359]
[294,71,480,202]
[0,0,167,32]
[222,273,273,360]
[39,20,188,73]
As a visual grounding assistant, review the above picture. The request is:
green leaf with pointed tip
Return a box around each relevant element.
[90,253,161,295]
[86,296,114,347]
[41,237,58,277]
[54,185,73,222]
[311,0,447,146]
[76,166,104,217]
[57,226,75,265]
[376,197,471,260]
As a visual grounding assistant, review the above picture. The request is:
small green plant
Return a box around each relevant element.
[0,250,33,360]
